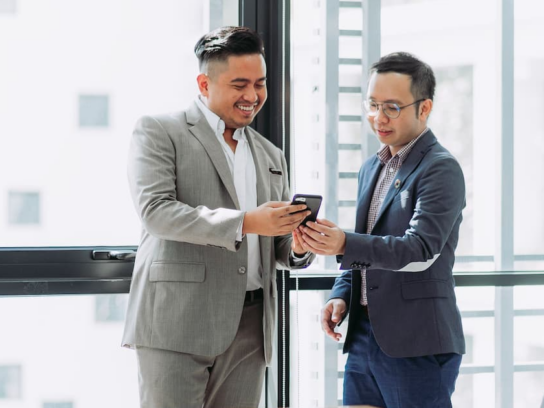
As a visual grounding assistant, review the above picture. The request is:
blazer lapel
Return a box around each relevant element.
[245,128,273,291]
[246,128,270,206]
[186,102,241,210]
[355,157,382,233]
[371,131,437,232]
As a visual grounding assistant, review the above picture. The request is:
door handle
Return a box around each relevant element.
[92,250,137,261]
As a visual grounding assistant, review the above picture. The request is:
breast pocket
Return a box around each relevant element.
[149,262,206,283]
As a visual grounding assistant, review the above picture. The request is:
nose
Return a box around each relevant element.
[243,87,258,104]
[373,106,389,124]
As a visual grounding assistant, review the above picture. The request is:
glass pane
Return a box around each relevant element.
[0,0,238,247]
[514,1,544,270]
[291,0,364,273]
[289,289,500,407]
[0,295,138,407]
[514,316,544,364]
[452,373,495,408]
[291,0,503,273]
[514,372,544,408]
[382,0,497,267]
[0,0,16,14]
[514,286,544,309]
[456,286,495,367]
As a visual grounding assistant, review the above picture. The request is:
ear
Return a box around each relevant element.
[197,73,210,97]
[419,99,433,121]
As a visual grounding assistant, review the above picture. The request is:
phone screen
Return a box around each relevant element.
[291,194,323,226]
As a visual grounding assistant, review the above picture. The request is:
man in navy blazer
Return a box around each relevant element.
[300,52,465,408]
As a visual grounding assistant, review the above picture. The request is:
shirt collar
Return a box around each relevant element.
[195,96,247,142]
[377,127,429,165]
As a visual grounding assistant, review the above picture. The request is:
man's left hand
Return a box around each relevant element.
[299,218,346,256]
[291,227,307,256]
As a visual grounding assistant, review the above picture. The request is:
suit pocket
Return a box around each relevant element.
[149,262,205,282]
[401,279,451,300]
[399,189,410,201]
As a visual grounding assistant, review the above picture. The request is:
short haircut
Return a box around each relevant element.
[194,26,265,75]
[370,52,436,102]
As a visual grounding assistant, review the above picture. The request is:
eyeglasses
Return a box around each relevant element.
[363,99,426,119]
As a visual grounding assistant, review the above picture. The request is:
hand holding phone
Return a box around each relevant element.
[291,194,323,226]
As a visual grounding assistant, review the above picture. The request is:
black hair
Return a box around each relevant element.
[371,52,436,105]
[194,26,265,73]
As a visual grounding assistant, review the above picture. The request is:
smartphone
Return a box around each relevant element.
[291,194,323,226]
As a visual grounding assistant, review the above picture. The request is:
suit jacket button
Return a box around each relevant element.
[238,267,246,274]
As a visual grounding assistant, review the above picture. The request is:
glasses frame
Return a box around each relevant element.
[363,98,427,119]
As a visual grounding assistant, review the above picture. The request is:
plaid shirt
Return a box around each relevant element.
[361,128,429,306]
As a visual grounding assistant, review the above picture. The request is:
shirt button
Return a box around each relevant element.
[238,267,246,274]
[389,168,394,173]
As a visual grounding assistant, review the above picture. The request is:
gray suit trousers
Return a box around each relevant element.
[136,299,265,408]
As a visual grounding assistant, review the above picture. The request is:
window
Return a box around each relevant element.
[0,0,236,247]
[79,94,109,128]
[0,0,240,407]
[8,191,40,225]
[0,365,21,399]
[0,296,139,407]
[289,0,544,406]
[0,0,16,14]
[95,294,128,322]
[43,402,73,408]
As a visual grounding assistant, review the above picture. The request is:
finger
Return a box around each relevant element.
[281,214,309,230]
[301,226,328,243]
[300,230,324,247]
[266,201,290,208]
[305,221,330,234]
[320,311,335,335]
[300,233,327,254]
[331,306,345,323]
[291,229,301,245]
[281,211,310,225]
[283,204,308,215]
[315,218,337,228]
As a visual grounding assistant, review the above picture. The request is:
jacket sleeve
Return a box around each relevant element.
[274,151,316,270]
[340,155,465,271]
[128,115,244,251]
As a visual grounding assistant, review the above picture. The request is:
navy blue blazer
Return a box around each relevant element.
[330,130,466,358]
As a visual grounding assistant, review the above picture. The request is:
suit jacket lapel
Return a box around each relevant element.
[246,128,270,206]
[371,131,437,232]
[186,102,241,210]
[245,128,274,286]
[355,157,382,233]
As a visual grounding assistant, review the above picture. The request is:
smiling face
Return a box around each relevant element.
[197,53,267,130]
[366,71,432,156]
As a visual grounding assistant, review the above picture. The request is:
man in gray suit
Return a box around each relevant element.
[122,26,314,408]
[299,52,465,407]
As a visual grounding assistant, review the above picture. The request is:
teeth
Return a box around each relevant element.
[237,105,254,111]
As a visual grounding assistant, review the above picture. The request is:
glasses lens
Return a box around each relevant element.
[383,103,400,118]
[364,101,378,116]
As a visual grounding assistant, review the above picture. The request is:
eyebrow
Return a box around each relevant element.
[230,77,267,84]
[369,97,403,104]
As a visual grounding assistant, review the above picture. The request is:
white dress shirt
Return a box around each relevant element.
[196,97,263,291]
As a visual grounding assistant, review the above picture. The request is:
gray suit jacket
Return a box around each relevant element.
[122,102,312,364]
[331,130,466,358]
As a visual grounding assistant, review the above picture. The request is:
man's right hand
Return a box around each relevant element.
[243,201,310,236]
[320,298,347,341]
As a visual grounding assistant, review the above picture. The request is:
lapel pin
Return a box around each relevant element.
[394,179,401,189]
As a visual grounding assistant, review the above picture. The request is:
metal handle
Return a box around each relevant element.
[92,250,137,261]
